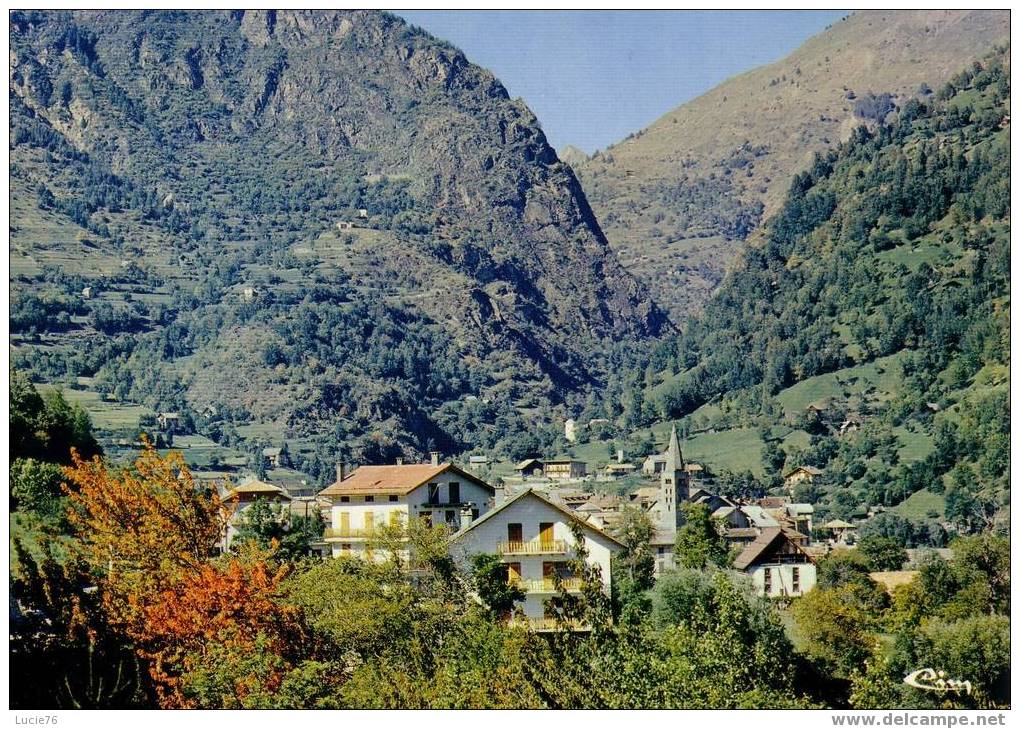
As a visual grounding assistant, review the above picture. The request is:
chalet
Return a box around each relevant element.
[516,458,546,478]
[820,518,857,544]
[449,488,622,630]
[240,286,258,301]
[784,465,823,489]
[467,455,490,468]
[261,446,289,469]
[732,527,817,598]
[156,412,181,432]
[336,220,356,231]
[839,416,863,435]
[222,477,292,549]
[357,208,369,219]
[603,462,637,477]
[81,286,93,299]
[642,453,668,475]
[317,457,495,561]
[544,459,587,481]
[564,418,578,443]
[805,398,832,415]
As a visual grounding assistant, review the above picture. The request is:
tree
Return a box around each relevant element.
[471,553,525,618]
[609,506,656,622]
[857,534,907,571]
[674,503,730,569]
[231,497,324,560]
[791,586,876,679]
[10,457,65,515]
[64,444,226,587]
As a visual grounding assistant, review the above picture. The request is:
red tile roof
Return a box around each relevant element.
[317,463,493,497]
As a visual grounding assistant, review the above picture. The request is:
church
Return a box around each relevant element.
[648,423,692,575]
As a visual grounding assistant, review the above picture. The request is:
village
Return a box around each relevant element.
[216,421,923,630]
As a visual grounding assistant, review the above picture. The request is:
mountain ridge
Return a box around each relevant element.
[576,9,1009,320]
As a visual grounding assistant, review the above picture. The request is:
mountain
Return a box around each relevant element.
[575,10,1009,320]
[650,50,1009,524]
[8,9,665,478]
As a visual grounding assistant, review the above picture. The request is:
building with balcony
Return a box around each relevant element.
[317,457,495,560]
[449,488,622,625]
[732,527,817,598]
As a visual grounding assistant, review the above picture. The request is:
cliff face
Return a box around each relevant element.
[10,10,665,459]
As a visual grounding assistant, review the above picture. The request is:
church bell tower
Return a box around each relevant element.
[658,423,690,532]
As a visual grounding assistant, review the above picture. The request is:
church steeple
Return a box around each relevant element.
[657,423,690,532]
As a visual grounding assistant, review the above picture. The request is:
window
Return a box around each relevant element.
[389,495,398,502]
[428,483,440,504]
[658,546,665,556]
[339,512,350,534]
[448,482,460,504]
[340,496,350,503]
[364,511,374,531]
[539,522,555,547]
[365,495,374,503]
[340,543,352,552]
[422,512,432,527]
[390,511,401,526]
[792,567,800,593]
[472,508,479,520]
[763,568,773,595]
[445,510,455,524]
[507,523,523,543]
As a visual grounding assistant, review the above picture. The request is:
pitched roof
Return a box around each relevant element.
[515,458,543,470]
[723,527,760,539]
[732,527,812,570]
[261,447,282,456]
[822,519,856,529]
[451,488,624,548]
[664,423,685,472]
[740,505,781,528]
[226,478,290,500]
[785,465,824,477]
[317,462,494,497]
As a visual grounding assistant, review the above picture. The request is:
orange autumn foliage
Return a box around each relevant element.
[63,444,306,707]
[64,442,226,578]
[137,556,304,707]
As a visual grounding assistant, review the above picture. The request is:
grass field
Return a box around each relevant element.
[892,488,946,520]
[775,352,907,416]
[37,386,152,433]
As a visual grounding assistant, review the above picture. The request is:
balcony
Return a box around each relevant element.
[323,527,380,539]
[513,577,583,593]
[508,617,591,632]
[498,540,570,555]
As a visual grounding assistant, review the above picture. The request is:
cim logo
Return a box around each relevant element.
[904,668,973,695]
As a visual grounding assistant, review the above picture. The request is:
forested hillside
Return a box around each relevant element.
[575,10,1008,319]
[646,52,1009,526]
[9,10,664,479]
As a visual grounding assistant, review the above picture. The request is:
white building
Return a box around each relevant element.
[449,488,622,629]
[317,458,495,560]
[732,527,817,598]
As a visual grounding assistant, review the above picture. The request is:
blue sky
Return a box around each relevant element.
[395,10,850,154]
